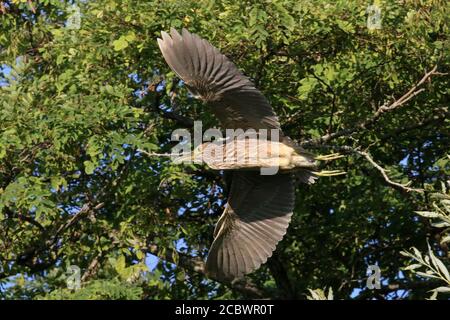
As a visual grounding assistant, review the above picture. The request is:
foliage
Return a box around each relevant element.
[306,287,333,300]
[401,178,450,299]
[40,279,144,300]
[0,0,449,299]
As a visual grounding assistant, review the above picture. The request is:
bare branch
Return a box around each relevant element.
[356,150,424,194]
[311,144,424,194]
[137,149,177,158]
[55,202,104,236]
[81,253,102,283]
[302,65,442,147]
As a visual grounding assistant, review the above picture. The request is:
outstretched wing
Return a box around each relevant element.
[157,28,280,130]
[205,171,295,281]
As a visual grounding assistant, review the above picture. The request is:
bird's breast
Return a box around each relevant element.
[196,137,317,171]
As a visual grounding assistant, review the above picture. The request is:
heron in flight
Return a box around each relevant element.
[157,28,320,282]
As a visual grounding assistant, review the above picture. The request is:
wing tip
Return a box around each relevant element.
[170,27,182,40]
[156,37,164,50]
[205,221,291,282]
[160,30,170,38]
[160,27,193,39]
[204,172,295,282]
[159,31,172,48]
[181,27,191,38]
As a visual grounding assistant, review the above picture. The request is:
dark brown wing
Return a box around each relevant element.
[157,28,280,130]
[205,171,295,281]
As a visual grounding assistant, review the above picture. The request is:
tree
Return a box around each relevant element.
[0,0,449,300]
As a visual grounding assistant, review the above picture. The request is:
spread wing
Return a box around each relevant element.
[157,28,280,130]
[205,171,295,281]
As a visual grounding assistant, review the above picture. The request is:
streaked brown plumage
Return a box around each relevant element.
[157,28,317,281]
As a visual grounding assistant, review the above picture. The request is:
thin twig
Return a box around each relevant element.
[55,202,105,236]
[81,253,102,283]
[356,150,423,194]
[137,149,177,158]
[309,144,424,194]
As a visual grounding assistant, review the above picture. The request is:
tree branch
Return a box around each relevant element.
[0,201,106,282]
[157,108,194,127]
[311,144,424,194]
[143,77,195,128]
[302,65,442,147]
[81,253,102,283]
[147,243,267,299]
[356,149,424,194]
[54,202,104,238]
[267,251,296,299]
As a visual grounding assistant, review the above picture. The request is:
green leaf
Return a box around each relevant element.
[432,286,450,293]
[403,263,422,271]
[125,32,136,42]
[415,211,440,218]
[115,255,127,276]
[416,271,441,280]
[430,252,450,281]
[113,37,129,51]
[440,235,450,245]
[176,270,186,282]
[83,160,96,175]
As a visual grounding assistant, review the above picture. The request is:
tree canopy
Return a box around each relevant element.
[0,0,449,300]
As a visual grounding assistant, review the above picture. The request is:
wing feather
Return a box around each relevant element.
[158,28,280,130]
[205,171,295,281]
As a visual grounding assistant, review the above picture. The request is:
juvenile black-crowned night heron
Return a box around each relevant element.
[157,28,318,282]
